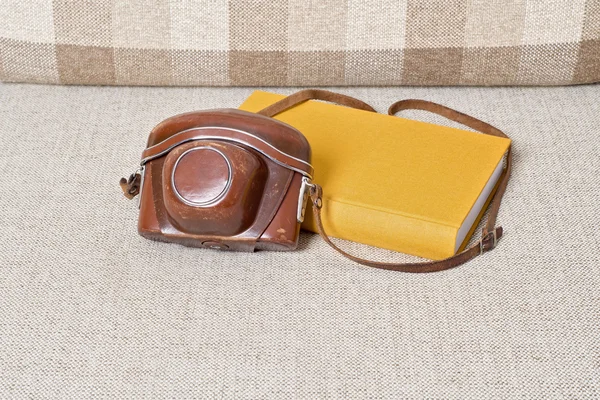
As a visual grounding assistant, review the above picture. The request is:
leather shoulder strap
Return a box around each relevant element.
[308,98,512,273]
[257,89,376,117]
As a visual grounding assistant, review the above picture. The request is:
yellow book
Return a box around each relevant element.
[240,91,511,260]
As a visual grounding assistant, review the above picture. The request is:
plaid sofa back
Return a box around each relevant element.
[1,0,598,86]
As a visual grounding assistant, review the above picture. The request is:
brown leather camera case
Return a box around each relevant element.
[135,109,313,252]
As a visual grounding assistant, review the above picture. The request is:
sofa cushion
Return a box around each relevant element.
[1,83,599,397]
[1,0,598,86]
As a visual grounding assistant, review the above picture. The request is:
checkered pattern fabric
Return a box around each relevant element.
[0,0,598,86]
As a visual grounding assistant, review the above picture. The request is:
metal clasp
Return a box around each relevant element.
[137,166,145,209]
[297,176,315,223]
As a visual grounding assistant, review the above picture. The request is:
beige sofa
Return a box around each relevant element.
[1,2,599,399]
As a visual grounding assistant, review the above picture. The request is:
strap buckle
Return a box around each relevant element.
[479,230,498,255]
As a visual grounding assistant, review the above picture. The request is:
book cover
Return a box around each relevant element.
[240,91,511,260]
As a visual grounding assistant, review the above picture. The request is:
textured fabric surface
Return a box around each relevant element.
[1,83,600,398]
[0,0,599,86]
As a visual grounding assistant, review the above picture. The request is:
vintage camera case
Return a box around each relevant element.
[131,109,315,252]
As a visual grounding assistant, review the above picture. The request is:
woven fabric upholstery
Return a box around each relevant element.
[0,0,598,86]
[1,83,599,398]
